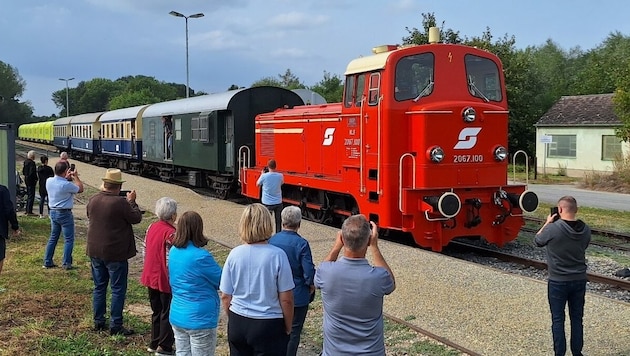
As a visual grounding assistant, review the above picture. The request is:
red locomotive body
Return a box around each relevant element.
[240,40,538,251]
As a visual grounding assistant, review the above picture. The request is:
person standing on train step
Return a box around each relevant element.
[22,150,37,216]
[315,215,395,356]
[535,196,591,356]
[257,159,284,233]
[43,161,83,270]
[37,155,54,218]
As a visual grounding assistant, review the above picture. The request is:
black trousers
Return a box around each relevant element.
[228,310,288,356]
[148,287,174,352]
[25,184,36,214]
[265,204,283,233]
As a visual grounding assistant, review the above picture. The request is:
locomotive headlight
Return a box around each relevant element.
[494,146,508,161]
[462,107,476,122]
[428,146,445,163]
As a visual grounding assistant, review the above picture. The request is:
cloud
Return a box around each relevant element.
[268,48,309,59]
[267,12,328,29]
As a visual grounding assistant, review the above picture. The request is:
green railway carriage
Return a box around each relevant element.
[140,86,303,197]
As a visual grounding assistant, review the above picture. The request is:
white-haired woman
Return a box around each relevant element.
[141,197,178,354]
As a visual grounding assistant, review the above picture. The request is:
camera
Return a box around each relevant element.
[550,207,560,221]
[119,190,131,197]
[70,163,76,171]
[263,166,269,173]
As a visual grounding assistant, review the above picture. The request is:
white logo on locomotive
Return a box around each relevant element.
[322,128,335,146]
[454,127,482,150]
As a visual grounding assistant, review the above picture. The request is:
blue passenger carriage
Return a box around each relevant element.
[69,112,104,161]
[98,105,149,171]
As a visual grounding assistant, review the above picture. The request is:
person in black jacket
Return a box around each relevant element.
[22,150,38,216]
[37,155,55,218]
[0,184,20,292]
[535,196,591,356]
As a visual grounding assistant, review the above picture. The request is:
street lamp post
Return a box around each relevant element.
[169,11,204,98]
[59,77,75,117]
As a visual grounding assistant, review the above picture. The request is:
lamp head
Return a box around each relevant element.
[189,13,204,18]
[169,11,184,17]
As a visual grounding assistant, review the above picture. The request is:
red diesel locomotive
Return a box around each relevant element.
[240,30,538,251]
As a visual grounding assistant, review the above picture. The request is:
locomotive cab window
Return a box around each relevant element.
[368,73,381,105]
[395,53,434,102]
[343,74,367,107]
[464,54,502,102]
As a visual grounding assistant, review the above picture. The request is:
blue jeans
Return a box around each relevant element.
[287,305,309,356]
[548,279,587,356]
[172,325,217,356]
[43,210,75,267]
[91,258,129,329]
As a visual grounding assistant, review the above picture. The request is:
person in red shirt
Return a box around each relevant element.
[140,197,178,355]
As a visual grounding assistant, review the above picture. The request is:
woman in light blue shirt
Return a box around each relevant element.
[168,211,222,356]
[220,203,295,355]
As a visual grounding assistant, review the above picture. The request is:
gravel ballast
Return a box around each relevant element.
[68,158,630,356]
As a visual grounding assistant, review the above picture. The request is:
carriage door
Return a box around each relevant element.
[365,72,382,198]
[224,112,235,170]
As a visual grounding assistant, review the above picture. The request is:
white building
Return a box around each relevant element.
[534,93,629,177]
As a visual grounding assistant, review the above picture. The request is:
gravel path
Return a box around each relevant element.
[68,159,630,356]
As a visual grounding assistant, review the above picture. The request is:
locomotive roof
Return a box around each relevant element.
[345,50,393,75]
[142,89,247,117]
[70,112,105,124]
[100,105,150,122]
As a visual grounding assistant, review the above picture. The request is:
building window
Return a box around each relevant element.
[548,135,576,158]
[602,135,622,160]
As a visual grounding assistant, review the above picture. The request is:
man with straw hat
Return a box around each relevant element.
[86,168,143,336]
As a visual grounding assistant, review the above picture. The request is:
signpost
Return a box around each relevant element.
[540,135,553,175]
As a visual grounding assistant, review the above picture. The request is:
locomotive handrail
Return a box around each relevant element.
[512,150,529,186]
[238,145,251,184]
[360,95,366,194]
[377,94,383,195]
[398,153,416,212]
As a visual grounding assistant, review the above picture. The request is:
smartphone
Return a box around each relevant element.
[70,163,76,171]
[550,207,560,221]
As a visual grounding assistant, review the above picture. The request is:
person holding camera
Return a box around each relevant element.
[256,159,284,233]
[86,168,143,336]
[535,196,591,356]
[43,161,83,270]
[315,215,395,355]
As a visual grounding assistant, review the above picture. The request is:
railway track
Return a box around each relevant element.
[449,240,630,291]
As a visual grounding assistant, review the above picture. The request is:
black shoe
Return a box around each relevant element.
[110,326,135,336]
[94,322,107,331]
[42,264,57,269]
[62,265,76,270]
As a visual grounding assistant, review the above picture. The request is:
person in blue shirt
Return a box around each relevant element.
[169,211,222,356]
[256,159,284,233]
[269,206,315,356]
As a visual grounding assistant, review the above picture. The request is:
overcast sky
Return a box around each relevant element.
[2,0,629,116]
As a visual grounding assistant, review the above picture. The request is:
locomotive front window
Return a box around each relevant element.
[344,76,355,108]
[464,54,502,102]
[394,53,434,102]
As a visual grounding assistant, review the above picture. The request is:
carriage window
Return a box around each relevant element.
[199,115,209,142]
[191,117,200,141]
[465,54,502,102]
[368,73,381,105]
[395,53,434,102]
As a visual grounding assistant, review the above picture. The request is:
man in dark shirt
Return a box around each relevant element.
[86,169,142,336]
[37,155,54,218]
[0,184,20,292]
[22,150,38,215]
[535,196,591,356]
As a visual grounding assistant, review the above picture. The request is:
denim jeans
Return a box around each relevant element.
[548,279,587,356]
[38,193,48,216]
[287,305,309,356]
[91,258,129,329]
[172,325,217,356]
[25,184,36,214]
[43,209,75,267]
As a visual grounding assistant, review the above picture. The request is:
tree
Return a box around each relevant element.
[0,61,33,125]
[310,71,343,103]
[251,69,306,89]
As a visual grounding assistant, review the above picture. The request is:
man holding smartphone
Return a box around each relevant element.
[535,196,591,356]
[43,161,84,270]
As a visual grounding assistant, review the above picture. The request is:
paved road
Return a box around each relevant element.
[524,183,629,211]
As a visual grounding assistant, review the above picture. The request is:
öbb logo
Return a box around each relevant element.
[454,127,482,150]
[322,128,335,146]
